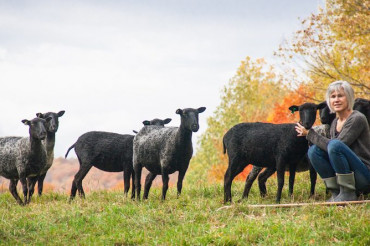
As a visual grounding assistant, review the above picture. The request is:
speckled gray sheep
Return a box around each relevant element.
[133,107,206,200]
[0,117,51,205]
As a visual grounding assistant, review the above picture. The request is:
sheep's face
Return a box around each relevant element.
[289,103,327,129]
[318,102,336,124]
[176,107,206,132]
[36,111,65,133]
[22,117,52,140]
[143,118,172,127]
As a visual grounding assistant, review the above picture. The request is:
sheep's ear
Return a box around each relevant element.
[176,109,183,115]
[164,118,172,124]
[143,120,151,126]
[36,113,43,118]
[57,110,65,117]
[289,105,299,114]
[317,101,327,110]
[22,119,30,125]
[133,130,138,134]
[197,107,206,113]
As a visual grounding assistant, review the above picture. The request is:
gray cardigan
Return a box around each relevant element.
[307,110,370,170]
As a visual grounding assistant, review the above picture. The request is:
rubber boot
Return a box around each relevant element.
[323,176,339,202]
[334,172,358,202]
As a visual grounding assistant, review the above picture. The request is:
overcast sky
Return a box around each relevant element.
[0,0,323,158]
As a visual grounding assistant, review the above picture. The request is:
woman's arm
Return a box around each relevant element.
[295,122,331,151]
[296,112,367,152]
[306,128,330,151]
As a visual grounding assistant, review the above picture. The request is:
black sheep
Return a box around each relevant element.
[65,118,171,200]
[243,102,333,199]
[354,98,370,125]
[223,102,327,203]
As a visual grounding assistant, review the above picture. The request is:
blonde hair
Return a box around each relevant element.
[325,80,354,113]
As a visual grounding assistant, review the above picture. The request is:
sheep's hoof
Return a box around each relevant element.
[236,198,246,203]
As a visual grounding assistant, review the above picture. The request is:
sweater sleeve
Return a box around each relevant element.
[306,128,330,151]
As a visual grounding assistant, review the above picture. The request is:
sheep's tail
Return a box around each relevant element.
[223,137,227,154]
[65,143,75,158]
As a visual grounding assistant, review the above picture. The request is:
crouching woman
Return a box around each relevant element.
[295,80,370,202]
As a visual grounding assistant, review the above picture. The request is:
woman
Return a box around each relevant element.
[295,81,370,202]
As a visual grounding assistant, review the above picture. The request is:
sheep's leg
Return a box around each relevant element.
[70,165,92,200]
[133,164,142,200]
[37,173,47,196]
[258,167,276,197]
[161,172,169,200]
[242,166,263,199]
[309,165,317,197]
[19,176,28,205]
[27,176,38,204]
[76,166,91,198]
[123,169,131,196]
[288,164,297,197]
[143,172,157,200]
[177,171,186,198]
[9,179,23,205]
[130,170,135,200]
[275,166,285,203]
[224,158,246,203]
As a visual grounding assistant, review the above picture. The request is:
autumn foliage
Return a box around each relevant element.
[266,84,316,124]
[188,0,369,184]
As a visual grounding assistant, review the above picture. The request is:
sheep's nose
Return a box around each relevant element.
[191,124,199,132]
[39,132,46,140]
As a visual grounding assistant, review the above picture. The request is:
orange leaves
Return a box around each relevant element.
[267,84,316,124]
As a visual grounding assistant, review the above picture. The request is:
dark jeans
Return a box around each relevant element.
[308,139,370,191]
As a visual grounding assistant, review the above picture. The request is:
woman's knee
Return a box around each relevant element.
[308,145,326,167]
[327,139,344,155]
[308,145,323,160]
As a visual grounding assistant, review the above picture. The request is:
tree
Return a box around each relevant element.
[188,57,288,183]
[276,0,369,98]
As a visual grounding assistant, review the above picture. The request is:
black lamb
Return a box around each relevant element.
[223,102,328,203]
[65,118,171,200]
[243,102,334,199]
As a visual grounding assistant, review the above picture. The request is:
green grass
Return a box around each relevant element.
[0,173,369,245]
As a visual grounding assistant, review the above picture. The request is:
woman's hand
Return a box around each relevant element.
[295,122,309,137]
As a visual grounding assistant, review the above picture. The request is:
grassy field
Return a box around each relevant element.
[0,173,369,245]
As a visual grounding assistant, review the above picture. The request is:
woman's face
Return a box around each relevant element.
[329,88,348,113]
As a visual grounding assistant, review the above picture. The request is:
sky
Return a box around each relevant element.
[0,0,323,158]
